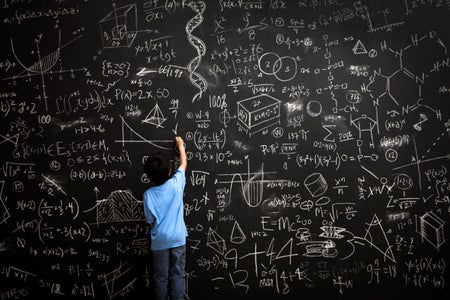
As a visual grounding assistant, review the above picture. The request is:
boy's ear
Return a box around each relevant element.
[168,168,172,176]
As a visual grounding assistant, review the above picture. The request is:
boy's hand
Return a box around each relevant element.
[175,136,187,171]
[175,136,184,149]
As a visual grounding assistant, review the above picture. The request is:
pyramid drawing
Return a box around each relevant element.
[206,227,227,255]
[142,102,166,128]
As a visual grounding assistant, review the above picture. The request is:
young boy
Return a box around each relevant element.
[143,136,187,300]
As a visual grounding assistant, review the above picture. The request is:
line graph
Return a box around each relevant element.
[4,30,86,111]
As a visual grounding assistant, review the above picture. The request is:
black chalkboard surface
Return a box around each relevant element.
[1,1,449,299]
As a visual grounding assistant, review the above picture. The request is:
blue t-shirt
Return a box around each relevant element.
[143,168,187,251]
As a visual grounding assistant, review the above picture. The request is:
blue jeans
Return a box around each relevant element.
[152,245,186,300]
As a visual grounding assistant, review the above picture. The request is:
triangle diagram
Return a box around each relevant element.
[352,40,367,54]
[363,214,396,263]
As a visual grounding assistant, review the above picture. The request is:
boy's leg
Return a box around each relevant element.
[169,245,186,300]
[152,249,170,300]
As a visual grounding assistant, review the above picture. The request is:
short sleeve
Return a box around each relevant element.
[171,167,186,191]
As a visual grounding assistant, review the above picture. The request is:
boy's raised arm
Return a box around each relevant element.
[175,136,187,171]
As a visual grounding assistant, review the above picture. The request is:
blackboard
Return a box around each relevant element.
[1,0,449,299]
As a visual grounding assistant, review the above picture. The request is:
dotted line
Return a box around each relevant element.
[421,129,448,160]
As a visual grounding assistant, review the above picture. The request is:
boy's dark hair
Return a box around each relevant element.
[144,151,171,186]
